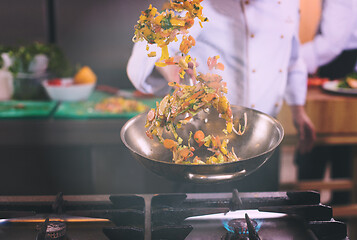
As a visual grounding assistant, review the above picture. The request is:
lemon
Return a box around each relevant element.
[74,66,97,84]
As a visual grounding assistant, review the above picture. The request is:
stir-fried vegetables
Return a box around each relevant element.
[95,97,147,114]
[133,0,208,79]
[144,64,243,164]
[133,0,246,164]
[193,130,204,146]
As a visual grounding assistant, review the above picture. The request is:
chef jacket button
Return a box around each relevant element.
[275,103,279,107]
[250,34,255,38]
[252,69,256,73]
[251,104,255,108]
[245,0,250,4]
[278,1,281,4]
[280,35,284,39]
[279,69,283,73]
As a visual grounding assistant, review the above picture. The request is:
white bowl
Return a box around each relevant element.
[42,78,95,102]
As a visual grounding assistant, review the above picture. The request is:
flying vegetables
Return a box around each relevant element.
[133,0,246,164]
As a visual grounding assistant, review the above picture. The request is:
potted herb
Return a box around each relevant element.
[0,42,74,100]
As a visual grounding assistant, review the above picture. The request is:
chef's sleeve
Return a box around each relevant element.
[127,42,172,96]
[300,0,357,74]
[285,33,308,106]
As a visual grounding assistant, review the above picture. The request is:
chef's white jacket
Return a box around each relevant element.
[301,0,357,74]
[127,0,307,117]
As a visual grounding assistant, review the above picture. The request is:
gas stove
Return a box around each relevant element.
[0,190,348,239]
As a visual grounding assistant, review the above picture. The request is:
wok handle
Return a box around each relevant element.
[186,169,247,183]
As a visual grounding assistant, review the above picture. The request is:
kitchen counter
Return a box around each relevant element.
[2,87,356,146]
[0,117,178,196]
[278,86,357,145]
[0,118,125,146]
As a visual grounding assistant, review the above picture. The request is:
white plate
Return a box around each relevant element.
[322,80,357,95]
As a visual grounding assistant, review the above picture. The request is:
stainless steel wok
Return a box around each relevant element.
[120,105,284,184]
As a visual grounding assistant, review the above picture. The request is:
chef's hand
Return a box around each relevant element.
[290,105,316,154]
[155,63,182,83]
[155,57,196,85]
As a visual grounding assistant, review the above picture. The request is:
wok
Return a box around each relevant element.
[120,105,284,184]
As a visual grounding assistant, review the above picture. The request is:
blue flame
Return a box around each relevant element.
[222,219,263,235]
[222,219,234,233]
[255,220,262,232]
[0,219,8,225]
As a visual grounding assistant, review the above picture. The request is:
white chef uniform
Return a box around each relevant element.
[301,0,357,74]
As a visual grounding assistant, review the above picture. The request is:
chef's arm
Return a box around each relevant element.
[301,0,357,74]
[127,42,182,96]
[290,105,316,154]
[286,30,316,154]
[127,41,171,96]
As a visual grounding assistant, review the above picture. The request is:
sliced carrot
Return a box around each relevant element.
[202,93,216,102]
[146,131,153,140]
[207,81,221,89]
[179,148,191,159]
[147,109,155,121]
[215,135,221,149]
[226,106,232,118]
[194,130,205,144]
[186,90,204,102]
[215,62,225,70]
[163,139,177,149]
[181,101,190,108]
[164,57,175,65]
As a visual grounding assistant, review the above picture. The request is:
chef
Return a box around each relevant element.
[297,0,357,205]
[127,0,315,192]
[300,0,357,79]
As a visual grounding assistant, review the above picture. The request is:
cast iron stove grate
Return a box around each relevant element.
[0,190,348,240]
[80,190,347,240]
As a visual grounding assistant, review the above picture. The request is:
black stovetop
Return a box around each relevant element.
[0,190,348,240]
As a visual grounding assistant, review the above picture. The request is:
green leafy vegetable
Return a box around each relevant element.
[0,42,75,77]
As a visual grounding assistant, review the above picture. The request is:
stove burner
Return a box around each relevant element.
[222,214,261,240]
[228,218,257,235]
[36,218,66,240]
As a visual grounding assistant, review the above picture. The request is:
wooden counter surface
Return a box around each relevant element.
[278,87,357,145]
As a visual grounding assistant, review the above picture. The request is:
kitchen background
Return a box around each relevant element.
[0,0,178,195]
[0,0,354,201]
[1,0,167,89]
[1,1,357,239]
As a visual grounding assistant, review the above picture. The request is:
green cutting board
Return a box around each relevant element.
[0,100,57,118]
[54,91,161,119]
